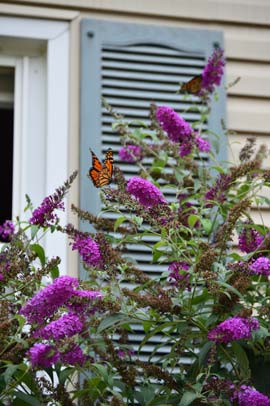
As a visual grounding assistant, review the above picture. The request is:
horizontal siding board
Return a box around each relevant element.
[225,33,270,63]
[227,62,270,98]
[228,98,270,134]
[11,0,270,26]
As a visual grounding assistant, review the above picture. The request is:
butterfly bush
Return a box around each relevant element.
[3,48,270,405]
[119,144,142,163]
[250,257,270,276]
[238,223,264,253]
[71,234,102,267]
[20,276,79,324]
[34,313,84,340]
[208,316,259,343]
[201,47,225,94]
[61,344,87,366]
[156,106,193,143]
[27,343,60,368]
[195,135,211,152]
[168,261,191,289]
[0,220,15,242]
[126,176,167,208]
[232,385,270,406]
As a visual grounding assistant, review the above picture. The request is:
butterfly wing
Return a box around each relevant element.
[89,149,103,188]
[89,148,113,188]
[104,148,114,178]
[98,148,114,188]
[180,75,202,95]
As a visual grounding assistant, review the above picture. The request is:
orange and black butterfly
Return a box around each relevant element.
[89,148,114,188]
[180,74,202,95]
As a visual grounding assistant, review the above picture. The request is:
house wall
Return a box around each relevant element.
[1,0,269,269]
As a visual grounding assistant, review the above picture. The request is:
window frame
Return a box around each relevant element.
[0,17,70,273]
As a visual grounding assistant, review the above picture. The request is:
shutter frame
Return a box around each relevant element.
[80,18,226,267]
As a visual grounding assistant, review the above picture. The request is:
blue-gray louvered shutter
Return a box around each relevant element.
[80,18,226,362]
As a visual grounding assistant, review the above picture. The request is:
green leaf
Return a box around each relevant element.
[30,225,39,239]
[180,391,198,406]
[201,219,212,234]
[191,290,210,305]
[188,214,200,228]
[13,392,42,406]
[4,364,18,384]
[97,313,131,333]
[139,322,177,350]
[14,314,26,330]
[30,244,46,266]
[50,265,59,279]
[93,364,110,384]
[218,281,243,300]
[59,367,74,385]
[114,216,128,231]
[228,252,243,261]
[142,320,153,333]
[198,342,212,366]
[231,342,250,380]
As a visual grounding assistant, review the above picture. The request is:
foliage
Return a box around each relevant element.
[1,48,270,405]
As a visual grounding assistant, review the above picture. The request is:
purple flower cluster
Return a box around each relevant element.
[195,136,211,153]
[0,220,15,242]
[23,277,102,368]
[30,195,64,227]
[201,48,225,94]
[127,176,167,208]
[232,385,270,406]
[67,289,103,314]
[168,261,190,289]
[20,276,79,324]
[119,145,142,163]
[208,316,259,343]
[250,257,270,276]
[35,313,84,340]
[156,106,211,157]
[205,173,231,206]
[28,342,87,368]
[238,225,264,253]
[156,106,193,143]
[61,344,87,366]
[179,141,193,157]
[28,343,60,368]
[72,235,102,268]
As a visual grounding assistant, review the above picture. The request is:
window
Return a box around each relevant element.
[0,17,69,271]
[0,66,14,227]
[80,18,226,360]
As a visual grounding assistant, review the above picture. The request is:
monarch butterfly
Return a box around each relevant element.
[180,74,202,95]
[89,148,114,188]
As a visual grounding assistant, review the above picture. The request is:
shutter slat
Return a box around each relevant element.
[102,50,205,67]
[103,44,204,59]
[103,68,193,83]
[102,87,200,102]
[102,60,203,75]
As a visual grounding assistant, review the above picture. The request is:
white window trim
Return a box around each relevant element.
[0,17,69,274]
